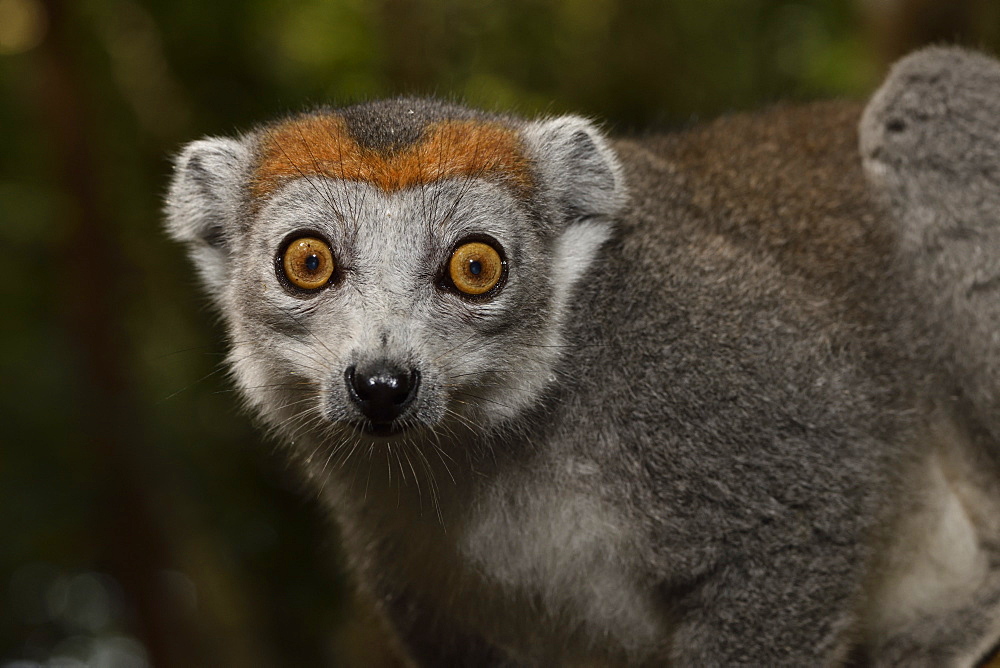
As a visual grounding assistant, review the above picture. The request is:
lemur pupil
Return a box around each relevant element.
[469,260,482,275]
[306,254,320,271]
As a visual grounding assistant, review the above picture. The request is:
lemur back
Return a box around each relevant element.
[166,47,1000,665]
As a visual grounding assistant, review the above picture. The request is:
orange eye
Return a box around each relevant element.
[282,237,335,290]
[448,241,504,296]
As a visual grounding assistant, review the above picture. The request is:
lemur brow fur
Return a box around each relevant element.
[252,110,534,204]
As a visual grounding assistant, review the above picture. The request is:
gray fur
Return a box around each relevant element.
[165,51,1000,666]
[861,46,1000,447]
[337,96,498,151]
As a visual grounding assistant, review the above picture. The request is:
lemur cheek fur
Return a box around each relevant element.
[166,53,1000,666]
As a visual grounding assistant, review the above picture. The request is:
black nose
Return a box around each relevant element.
[345,365,420,425]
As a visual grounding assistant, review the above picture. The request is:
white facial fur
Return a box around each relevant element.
[225,177,551,441]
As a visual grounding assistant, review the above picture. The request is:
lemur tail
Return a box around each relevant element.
[860,46,1000,442]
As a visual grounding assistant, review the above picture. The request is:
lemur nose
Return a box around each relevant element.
[345,365,420,425]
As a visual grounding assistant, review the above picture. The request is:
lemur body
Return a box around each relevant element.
[166,48,1000,665]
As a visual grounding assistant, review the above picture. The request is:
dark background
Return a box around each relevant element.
[2,1,998,665]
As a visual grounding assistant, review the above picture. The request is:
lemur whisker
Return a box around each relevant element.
[276,309,342,368]
[342,433,375,493]
[360,441,376,502]
[442,405,482,434]
[153,343,231,360]
[227,343,318,372]
[411,437,445,525]
[266,126,340,218]
[428,331,481,367]
[295,125,348,219]
[272,407,323,443]
[271,399,323,427]
[324,116,358,223]
[399,441,422,505]
[213,380,317,394]
[157,364,233,404]
[427,426,457,488]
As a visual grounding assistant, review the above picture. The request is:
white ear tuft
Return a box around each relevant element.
[523,116,626,225]
[164,137,252,296]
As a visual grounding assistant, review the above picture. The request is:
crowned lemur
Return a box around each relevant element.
[165,47,1000,665]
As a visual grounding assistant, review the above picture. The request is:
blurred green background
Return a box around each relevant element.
[2,0,998,665]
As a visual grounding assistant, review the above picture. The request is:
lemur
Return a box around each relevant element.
[165,47,1000,665]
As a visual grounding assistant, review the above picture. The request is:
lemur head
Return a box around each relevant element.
[166,98,624,452]
[860,47,1000,231]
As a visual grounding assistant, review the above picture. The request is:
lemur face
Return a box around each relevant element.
[167,98,624,457]
[230,174,551,440]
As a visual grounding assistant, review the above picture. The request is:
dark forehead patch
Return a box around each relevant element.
[251,105,533,203]
[338,97,486,153]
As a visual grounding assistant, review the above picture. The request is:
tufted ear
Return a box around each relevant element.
[522,116,626,226]
[164,137,252,298]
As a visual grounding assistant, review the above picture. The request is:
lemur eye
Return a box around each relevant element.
[282,237,335,290]
[448,241,505,296]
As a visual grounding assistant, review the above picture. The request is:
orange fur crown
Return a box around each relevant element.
[251,115,534,203]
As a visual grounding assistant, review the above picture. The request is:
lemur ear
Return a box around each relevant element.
[165,137,252,294]
[522,116,626,225]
